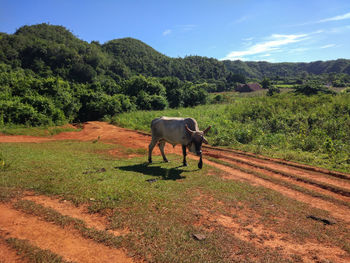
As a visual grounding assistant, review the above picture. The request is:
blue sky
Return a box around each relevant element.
[1,0,350,62]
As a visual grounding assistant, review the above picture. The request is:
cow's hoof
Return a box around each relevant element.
[198,162,203,169]
[183,163,188,167]
[148,159,152,164]
[164,159,169,163]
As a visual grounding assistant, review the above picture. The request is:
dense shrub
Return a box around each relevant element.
[183,85,208,107]
[0,99,60,125]
[294,82,335,95]
[0,65,209,125]
[78,92,133,121]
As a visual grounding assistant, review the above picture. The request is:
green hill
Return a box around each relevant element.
[0,23,349,126]
[1,23,350,82]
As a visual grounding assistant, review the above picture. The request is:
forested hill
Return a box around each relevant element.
[0,23,350,126]
[223,59,350,79]
[1,23,350,82]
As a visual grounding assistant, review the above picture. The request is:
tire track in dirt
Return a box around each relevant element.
[0,237,25,263]
[204,149,350,194]
[203,158,350,223]
[22,194,129,236]
[205,152,350,203]
[0,200,134,263]
[204,145,350,181]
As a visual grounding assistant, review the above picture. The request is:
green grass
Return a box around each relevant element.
[0,124,81,136]
[273,84,295,88]
[111,93,350,173]
[1,140,349,262]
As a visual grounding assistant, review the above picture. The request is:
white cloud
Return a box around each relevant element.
[318,12,350,23]
[162,25,197,37]
[222,33,308,61]
[288,12,350,27]
[320,44,336,49]
[259,53,271,57]
[162,29,172,36]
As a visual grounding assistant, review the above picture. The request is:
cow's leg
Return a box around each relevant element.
[158,140,168,162]
[148,137,159,163]
[182,145,187,166]
[198,154,203,169]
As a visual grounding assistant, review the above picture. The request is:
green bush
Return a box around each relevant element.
[78,92,131,121]
[183,85,208,107]
[149,95,168,110]
[294,82,335,95]
[0,99,53,125]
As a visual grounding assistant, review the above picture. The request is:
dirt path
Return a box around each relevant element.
[0,201,133,263]
[1,121,350,262]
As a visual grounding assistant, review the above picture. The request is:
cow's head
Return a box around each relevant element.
[185,125,211,156]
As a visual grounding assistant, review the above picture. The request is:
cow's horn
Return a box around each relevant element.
[185,125,194,134]
[203,126,211,135]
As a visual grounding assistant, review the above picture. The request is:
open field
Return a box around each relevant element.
[0,122,349,262]
[112,93,350,174]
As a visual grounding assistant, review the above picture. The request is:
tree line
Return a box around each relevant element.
[0,23,349,126]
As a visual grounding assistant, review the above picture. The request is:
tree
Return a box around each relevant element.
[160,76,184,108]
[226,72,246,85]
[70,63,96,83]
[150,95,168,110]
[267,86,280,96]
[261,77,271,89]
[294,82,335,95]
[124,75,166,97]
[166,88,184,108]
[183,84,208,107]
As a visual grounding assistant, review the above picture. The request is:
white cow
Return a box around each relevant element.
[148,117,211,169]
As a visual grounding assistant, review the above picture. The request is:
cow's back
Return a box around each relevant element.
[151,117,198,145]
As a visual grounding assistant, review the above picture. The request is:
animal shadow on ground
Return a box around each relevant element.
[117,163,194,180]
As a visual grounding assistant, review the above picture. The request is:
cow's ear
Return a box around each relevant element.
[185,125,194,134]
[203,126,211,135]
[203,137,209,144]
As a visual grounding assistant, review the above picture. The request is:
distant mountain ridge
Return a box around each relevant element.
[224,59,350,79]
[0,23,349,81]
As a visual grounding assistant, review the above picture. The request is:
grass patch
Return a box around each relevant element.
[0,124,80,137]
[0,187,23,203]
[2,236,71,263]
